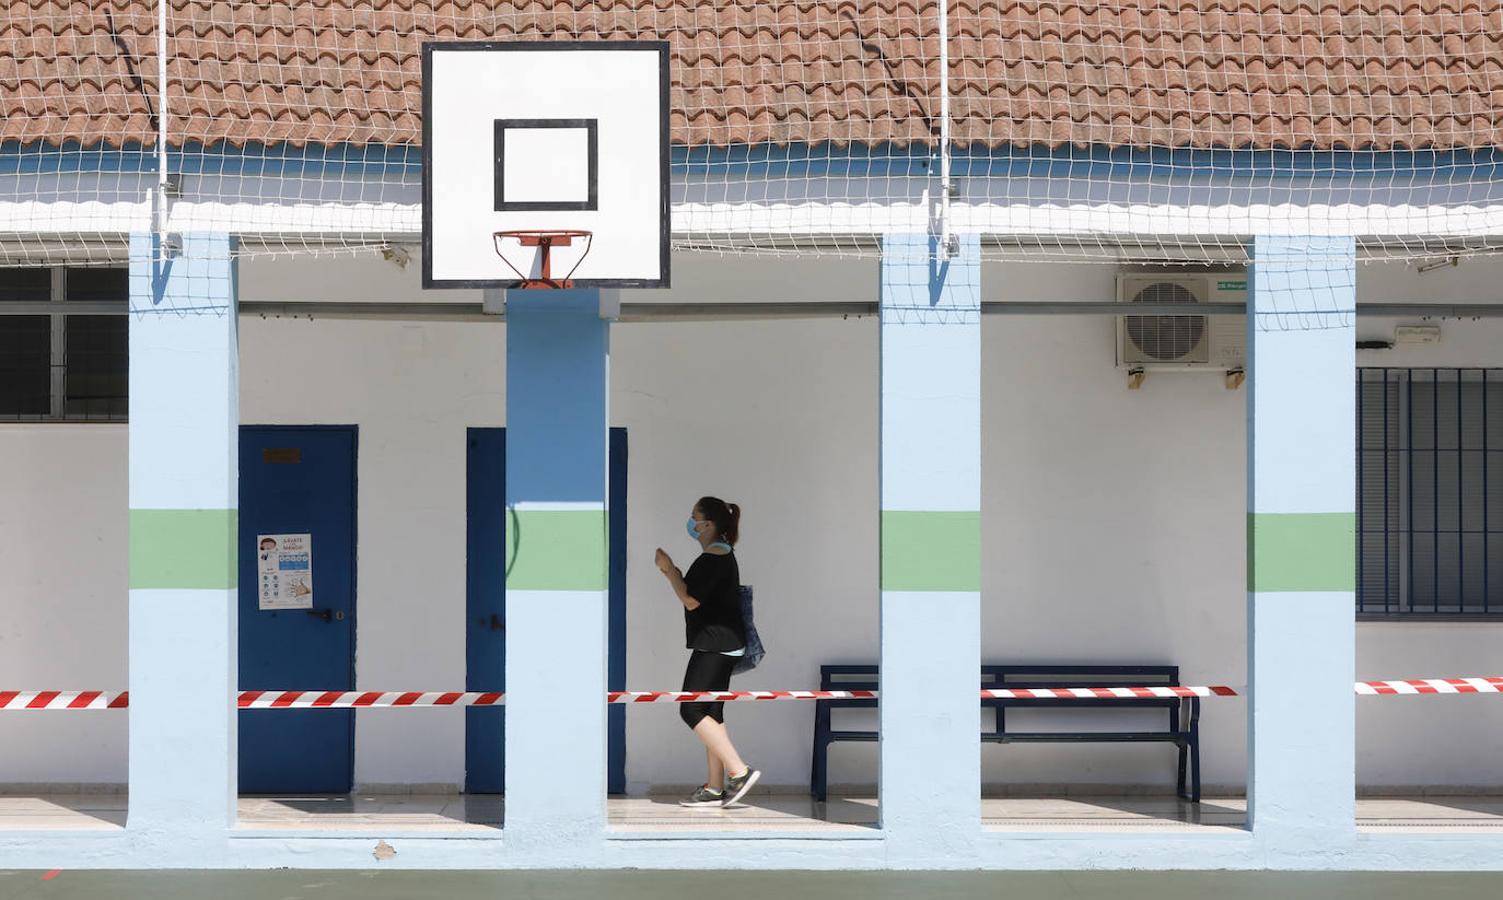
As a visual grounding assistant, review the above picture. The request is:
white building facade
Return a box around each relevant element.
[2,235,1502,868]
[3,2,1503,867]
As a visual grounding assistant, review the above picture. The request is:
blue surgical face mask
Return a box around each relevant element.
[686,518,702,541]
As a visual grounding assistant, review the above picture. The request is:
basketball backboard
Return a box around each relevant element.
[422,41,670,289]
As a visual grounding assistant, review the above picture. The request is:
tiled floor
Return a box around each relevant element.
[237,794,503,832]
[982,797,1245,833]
[5,793,1503,834]
[608,795,878,833]
[0,794,127,830]
[1355,797,1503,833]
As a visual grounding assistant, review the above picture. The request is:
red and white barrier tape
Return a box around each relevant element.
[240,688,1231,706]
[1355,677,1503,696]
[239,690,882,707]
[609,690,878,703]
[9,681,1503,710]
[0,687,1222,709]
[0,691,128,710]
[981,685,1238,699]
[238,691,505,709]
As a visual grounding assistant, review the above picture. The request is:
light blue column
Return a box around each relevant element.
[126,233,239,838]
[878,234,982,860]
[505,289,609,849]
[1247,235,1357,843]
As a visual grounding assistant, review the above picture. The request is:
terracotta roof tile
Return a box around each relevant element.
[2,0,1501,151]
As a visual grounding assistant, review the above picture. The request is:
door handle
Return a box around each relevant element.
[304,608,344,623]
[476,613,505,631]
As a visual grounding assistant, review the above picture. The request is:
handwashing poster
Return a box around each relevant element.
[257,533,314,610]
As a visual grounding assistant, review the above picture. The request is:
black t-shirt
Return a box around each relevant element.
[682,551,745,652]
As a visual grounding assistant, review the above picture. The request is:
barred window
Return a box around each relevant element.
[1357,368,1503,617]
[0,268,127,421]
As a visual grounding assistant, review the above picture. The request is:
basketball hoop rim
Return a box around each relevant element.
[493,229,594,245]
[492,229,595,289]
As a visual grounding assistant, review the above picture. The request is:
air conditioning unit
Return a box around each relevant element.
[1116,272,1247,382]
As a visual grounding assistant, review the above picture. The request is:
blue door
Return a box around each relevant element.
[606,426,628,794]
[238,426,357,794]
[465,427,628,794]
[464,429,507,794]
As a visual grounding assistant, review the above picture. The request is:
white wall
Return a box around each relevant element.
[980,262,1250,791]
[613,316,880,793]
[3,251,1502,793]
[1354,298,1503,791]
[0,426,127,786]
[239,316,506,789]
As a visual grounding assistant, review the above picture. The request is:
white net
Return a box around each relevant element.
[2,0,1501,266]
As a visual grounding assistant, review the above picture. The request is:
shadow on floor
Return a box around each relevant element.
[235,795,503,831]
[612,794,878,831]
[0,795,125,830]
[1357,795,1503,828]
[980,795,1246,830]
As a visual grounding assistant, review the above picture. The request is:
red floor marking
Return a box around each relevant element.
[41,870,61,881]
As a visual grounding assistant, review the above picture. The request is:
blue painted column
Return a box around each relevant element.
[1247,235,1357,843]
[505,289,610,850]
[127,233,239,838]
[878,234,982,859]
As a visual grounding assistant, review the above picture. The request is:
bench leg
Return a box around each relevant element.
[1175,701,1188,800]
[1190,732,1202,803]
[811,740,829,803]
[1188,697,1202,803]
[811,701,830,802]
[1177,741,1189,800]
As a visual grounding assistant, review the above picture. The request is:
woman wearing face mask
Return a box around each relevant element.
[654,496,761,808]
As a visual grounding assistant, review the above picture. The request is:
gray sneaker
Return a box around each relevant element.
[722,768,761,807]
[679,785,725,807]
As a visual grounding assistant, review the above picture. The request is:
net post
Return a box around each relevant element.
[936,0,954,261]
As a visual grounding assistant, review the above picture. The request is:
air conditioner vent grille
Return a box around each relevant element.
[1125,282,1205,361]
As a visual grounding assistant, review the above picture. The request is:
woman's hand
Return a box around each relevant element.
[656,549,699,610]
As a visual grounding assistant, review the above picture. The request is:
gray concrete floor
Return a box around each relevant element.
[3,871,1503,900]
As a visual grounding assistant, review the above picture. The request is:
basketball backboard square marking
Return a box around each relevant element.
[494,118,598,211]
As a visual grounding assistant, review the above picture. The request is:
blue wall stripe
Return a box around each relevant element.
[504,290,609,504]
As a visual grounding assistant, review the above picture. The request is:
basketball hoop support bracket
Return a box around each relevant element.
[493,229,594,290]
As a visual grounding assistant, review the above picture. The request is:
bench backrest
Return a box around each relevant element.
[981,664,1182,710]
[820,664,879,695]
[819,663,1184,708]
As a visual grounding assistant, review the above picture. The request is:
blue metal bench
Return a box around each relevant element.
[811,663,1203,802]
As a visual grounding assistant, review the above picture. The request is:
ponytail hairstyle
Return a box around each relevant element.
[696,496,741,546]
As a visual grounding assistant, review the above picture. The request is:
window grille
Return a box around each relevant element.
[0,268,127,421]
[1357,368,1503,617]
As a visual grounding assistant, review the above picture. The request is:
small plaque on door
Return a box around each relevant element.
[262,447,302,464]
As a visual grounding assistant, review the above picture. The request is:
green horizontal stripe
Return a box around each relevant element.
[881,510,980,592]
[507,508,608,591]
[1248,512,1355,593]
[129,509,238,590]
